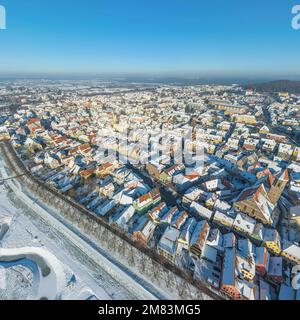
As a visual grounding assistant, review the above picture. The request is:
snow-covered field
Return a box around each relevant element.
[0,154,160,300]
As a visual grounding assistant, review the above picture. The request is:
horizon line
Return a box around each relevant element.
[0,72,300,82]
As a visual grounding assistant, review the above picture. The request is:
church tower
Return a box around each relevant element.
[268,169,289,205]
[112,113,119,126]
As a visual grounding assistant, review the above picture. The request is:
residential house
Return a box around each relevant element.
[289,206,300,229]
[133,188,161,214]
[267,257,283,283]
[223,232,236,248]
[263,228,281,255]
[161,206,180,224]
[146,162,164,180]
[131,216,157,247]
[250,223,264,244]
[206,228,224,252]
[213,211,234,229]
[281,240,300,265]
[80,167,96,180]
[189,220,210,257]
[109,205,136,229]
[177,217,197,254]
[233,212,256,236]
[220,248,239,299]
[255,247,270,276]
[157,227,180,262]
[148,202,168,223]
[96,162,115,178]
[172,211,189,230]
[189,201,213,221]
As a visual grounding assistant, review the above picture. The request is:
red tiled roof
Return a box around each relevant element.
[175,211,188,228]
[186,174,199,181]
[27,118,40,125]
[279,169,289,182]
[31,126,44,133]
[138,192,151,203]
[237,185,260,202]
[80,167,96,177]
[98,162,113,171]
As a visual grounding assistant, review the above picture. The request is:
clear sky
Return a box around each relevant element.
[0,0,300,78]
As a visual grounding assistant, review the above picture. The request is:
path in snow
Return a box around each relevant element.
[0,153,165,300]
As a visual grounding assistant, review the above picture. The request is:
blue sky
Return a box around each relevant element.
[0,0,300,77]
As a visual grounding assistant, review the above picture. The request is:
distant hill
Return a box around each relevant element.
[244,80,300,94]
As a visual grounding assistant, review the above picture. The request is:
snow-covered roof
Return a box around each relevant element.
[190,201,213,220]
[282,240,300,260]
[233,212,256,234]
[157,226,180,256]
[268,257,283,277]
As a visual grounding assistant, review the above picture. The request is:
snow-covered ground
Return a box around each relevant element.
[0,246,67,300]
[0,183,118,300]
[0,153,161,300]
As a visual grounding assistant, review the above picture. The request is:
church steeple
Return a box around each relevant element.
[268,169,289,205]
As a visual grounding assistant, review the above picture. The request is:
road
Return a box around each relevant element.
[0,153,168,300]
[0,142,223,300]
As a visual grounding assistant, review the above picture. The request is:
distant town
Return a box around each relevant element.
[1,79,300,300]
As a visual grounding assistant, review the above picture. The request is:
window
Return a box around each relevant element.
[277,182,282,188]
